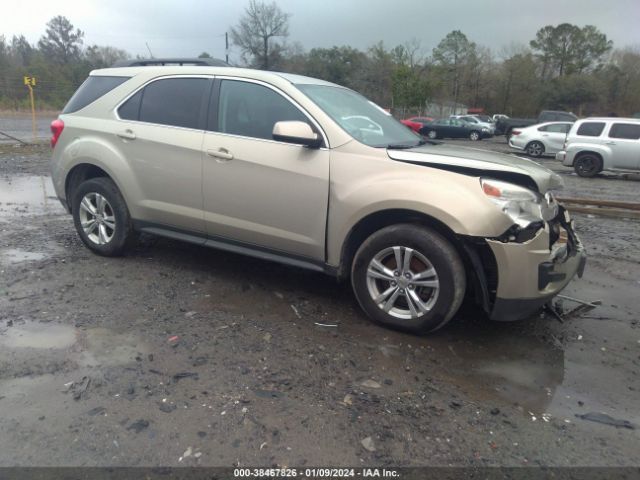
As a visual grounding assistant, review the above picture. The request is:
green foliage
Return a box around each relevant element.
[37,16,84,65]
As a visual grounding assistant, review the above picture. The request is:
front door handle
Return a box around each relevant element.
[206,148,234,161]
[605,142,616,146]
[117,129,136,140]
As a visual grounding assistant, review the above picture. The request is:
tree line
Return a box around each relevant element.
[1,4,639,118]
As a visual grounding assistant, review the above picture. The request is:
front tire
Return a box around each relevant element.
[574,153,602,178]
[72,177,136,256]
[469,131,480,141]
[351,224,466,334]
[427,130,438,139]
[526,141,545,158]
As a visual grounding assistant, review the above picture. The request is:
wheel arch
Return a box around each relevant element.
[65,163,112,213]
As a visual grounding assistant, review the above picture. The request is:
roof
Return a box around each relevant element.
[581,117,640,122]
[112,57,229,67]
[91,65,341,88]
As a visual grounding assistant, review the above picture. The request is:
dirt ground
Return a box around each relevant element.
[0,139,639,469]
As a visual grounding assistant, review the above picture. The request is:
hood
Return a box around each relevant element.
[387,143,563,193]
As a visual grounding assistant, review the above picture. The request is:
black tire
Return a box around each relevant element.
[426,130,438,139]
[71,177,136,256]
[469,131,481,141]
[574,153,602,178]
[526,141,545,158]
[351,224,466,334]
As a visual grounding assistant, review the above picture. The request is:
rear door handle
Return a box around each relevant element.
[206,148,234,161]
[117,129,136,140]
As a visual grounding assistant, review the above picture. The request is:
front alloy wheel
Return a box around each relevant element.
[469,131,480,141]
[366,246,439,319]
[427,130,438,139]
[351,224,466,334]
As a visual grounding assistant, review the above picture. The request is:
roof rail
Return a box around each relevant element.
[111,58,229,67]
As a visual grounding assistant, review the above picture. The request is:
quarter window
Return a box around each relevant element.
[576,122,605,137]
[215,80,308,140]
[544,123,572,133]
[609,123,640,140]
[129,78,209,129]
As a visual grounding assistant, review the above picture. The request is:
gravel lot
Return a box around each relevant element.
[0,139,639,468]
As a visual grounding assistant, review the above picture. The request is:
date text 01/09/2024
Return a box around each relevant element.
[232,468,400,478]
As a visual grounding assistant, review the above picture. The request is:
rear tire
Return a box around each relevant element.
[574,153,602,178]
[351,224,466,334]
[71,177,136,256]
[526,141,545,158]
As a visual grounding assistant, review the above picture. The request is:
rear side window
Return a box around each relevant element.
[609,123,640,140]
[576,122,605,137]
[62,76,129,113]
[136,78,209,129]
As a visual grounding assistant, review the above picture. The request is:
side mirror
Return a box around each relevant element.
[272,121,322,148]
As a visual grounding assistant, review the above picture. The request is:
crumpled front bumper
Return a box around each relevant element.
[486,208,586,321]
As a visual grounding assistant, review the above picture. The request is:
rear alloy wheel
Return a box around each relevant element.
[574,153,602,178]
[72,177,136,256]
[351,224,466,334]
[526,141,545,158]
[427,130,438,139]
[469,131,480,141]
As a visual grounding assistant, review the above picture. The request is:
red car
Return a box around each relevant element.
[400,116,435,132]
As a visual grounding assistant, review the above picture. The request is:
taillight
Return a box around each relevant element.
[50,119,64,148]
[511,130,521,136]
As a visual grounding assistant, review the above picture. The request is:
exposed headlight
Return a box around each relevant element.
[481,178,558,228]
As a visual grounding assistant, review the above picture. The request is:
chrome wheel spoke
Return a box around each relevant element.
[392,247,403,271]
[405,290,419,317]
[374,285,397,304]
[412,279,439,288]
[382,288,401,312]
[368,259,395,282]
[96,194,106,215]
[402,247,413,273]
[408,289,429,313]
[98,224,108,244]
[80,197,96,215]
[85,221,98,235]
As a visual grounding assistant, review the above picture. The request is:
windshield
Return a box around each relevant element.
[296,84,419,147]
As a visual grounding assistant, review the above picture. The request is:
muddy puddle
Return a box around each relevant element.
[0,321,148,368]
[0,175,63,218]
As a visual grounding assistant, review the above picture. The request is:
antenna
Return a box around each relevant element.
[145,42,154,58]
[225,32,229,63]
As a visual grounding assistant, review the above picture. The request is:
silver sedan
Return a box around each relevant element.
[509,122,574,157]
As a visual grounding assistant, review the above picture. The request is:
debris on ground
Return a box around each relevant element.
[159,403,177,413]
[86,406,106,416]
[127,419,150,433]
[172,372,199,382]
[314,322,337,327]
[167,335,180,347]
[575,412,636,429]
[65,376,91,401]
[360,379,381,389]
[361,436,376,452]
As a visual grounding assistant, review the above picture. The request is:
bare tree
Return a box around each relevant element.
[230,0,290,70]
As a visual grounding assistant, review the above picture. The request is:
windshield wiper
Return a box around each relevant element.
[385,139,437,149]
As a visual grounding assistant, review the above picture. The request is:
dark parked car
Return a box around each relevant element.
[419,118,492,141]
[496,110,577,138]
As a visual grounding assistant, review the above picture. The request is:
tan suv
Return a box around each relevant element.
[50,63,586,333]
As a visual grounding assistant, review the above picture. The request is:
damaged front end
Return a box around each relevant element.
[466,187,587,322]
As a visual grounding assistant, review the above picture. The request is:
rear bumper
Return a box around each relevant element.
[486,209,586,321]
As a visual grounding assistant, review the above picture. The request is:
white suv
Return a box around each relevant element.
[556,117,640,177]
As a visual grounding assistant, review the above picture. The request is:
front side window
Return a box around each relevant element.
[576,122,605,137]
[216,80,308,140]
[609,123,640,140]
[128,78,209,129]
[296,84,418,148]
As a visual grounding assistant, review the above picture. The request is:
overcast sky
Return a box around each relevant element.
[1,0,639,61]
